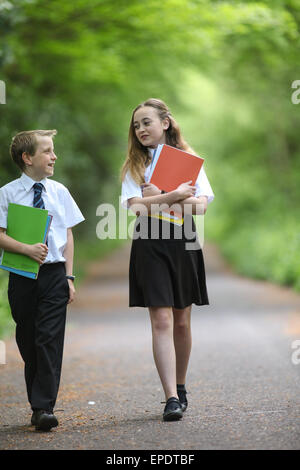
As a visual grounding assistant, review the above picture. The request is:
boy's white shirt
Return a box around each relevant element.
[0,173,85,264]
[121,148,215,209]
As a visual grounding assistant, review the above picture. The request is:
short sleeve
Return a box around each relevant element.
[121,171,143,209]
[0,188,8,229]
[63,188,85,228]
[195,166,214,204]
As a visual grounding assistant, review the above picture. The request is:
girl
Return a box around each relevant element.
[121,98,214,421]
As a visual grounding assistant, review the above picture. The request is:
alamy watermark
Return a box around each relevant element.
[291,80,300,104]
[291,340,300,365]
[96,197,205,250]
[0,340,6,365]
[0,80,6,104]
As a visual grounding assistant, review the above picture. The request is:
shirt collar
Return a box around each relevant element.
[20,173,48,192]
[148,147,157,157]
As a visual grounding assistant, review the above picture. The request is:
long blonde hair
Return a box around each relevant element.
[120,98,195,184]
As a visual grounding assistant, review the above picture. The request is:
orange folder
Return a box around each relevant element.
[149,144,204,192]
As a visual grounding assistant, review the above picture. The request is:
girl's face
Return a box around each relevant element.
[133,106,169,148]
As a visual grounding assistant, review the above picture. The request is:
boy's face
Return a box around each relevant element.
[23,136,57,180]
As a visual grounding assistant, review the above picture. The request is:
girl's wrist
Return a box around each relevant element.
[172,189,182,201]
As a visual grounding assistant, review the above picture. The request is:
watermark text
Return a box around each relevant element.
[0,80,6,104]
[0,340,6,365]
[96,198,205,250]
[291,80,300,104]
[291,339,300,365]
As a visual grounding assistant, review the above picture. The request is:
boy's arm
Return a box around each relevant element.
[64,228,75,304]
[0,227,48,264]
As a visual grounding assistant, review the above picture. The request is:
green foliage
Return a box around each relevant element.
[1,0,214,221]
[177,65,300,291]
[0,0,299,340]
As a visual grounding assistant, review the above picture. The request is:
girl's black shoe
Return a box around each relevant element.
[177,386,188,412]
[163,397,183,421]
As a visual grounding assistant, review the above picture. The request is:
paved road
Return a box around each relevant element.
[1,243,300,450]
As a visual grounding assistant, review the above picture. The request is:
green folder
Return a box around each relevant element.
[0,203,52,279]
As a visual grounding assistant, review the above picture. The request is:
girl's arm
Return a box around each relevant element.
[64,227,75,304]
[0,227,48,264]
[128,182,195,215]
[140,184,208,215]
[177,195,208,215]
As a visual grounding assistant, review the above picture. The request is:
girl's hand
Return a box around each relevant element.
[141,183,161,197]
[25,243,48,264]
[176,181,196,200]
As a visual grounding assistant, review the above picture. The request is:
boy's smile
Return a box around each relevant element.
[23,136,57,181]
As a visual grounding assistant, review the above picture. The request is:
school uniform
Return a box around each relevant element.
[0,173,84,412]
[121,148,214,309]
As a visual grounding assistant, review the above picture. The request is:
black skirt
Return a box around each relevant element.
[129,215,209,309]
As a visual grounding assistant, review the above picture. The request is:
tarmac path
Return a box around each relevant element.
[1,242,300,450]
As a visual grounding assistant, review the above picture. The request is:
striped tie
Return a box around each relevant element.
[33,183,45,209]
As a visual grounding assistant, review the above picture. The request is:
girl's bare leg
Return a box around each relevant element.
[173,305,192,385]
[149,306,178,401]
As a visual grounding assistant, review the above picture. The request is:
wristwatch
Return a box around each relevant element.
[66,275,75,282]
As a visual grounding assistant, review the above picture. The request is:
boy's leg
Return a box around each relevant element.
[8,274,39,406]
[30,263,69,412]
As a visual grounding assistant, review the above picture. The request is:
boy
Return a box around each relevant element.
[0,130,85,431]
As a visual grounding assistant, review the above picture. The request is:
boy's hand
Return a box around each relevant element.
[25,243,48,264]
[67,279,75,304]
[141,183,161,197]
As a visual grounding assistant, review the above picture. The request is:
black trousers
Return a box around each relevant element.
[8,263,69,412]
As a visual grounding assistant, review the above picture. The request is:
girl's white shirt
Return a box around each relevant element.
[121,148,214,209]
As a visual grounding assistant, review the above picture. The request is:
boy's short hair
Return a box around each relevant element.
[10,129,57,171]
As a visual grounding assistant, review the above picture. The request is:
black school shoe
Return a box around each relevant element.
[32,410,58,431]
[177,385,188,412]
[163,397,183,421]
